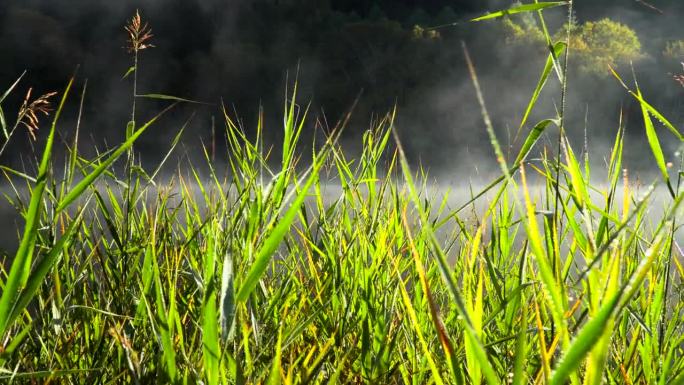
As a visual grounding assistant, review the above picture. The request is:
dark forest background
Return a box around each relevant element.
[1,0,683,174]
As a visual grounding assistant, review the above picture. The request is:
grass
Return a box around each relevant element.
[1,2,684,383]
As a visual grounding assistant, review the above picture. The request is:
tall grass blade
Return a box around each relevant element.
[0,77,73,337]
[637,87,675,197]
[471,2,567,21]
[518,42,566,133]
[56,104,175,213]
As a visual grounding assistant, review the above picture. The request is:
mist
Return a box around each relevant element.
[0,0,683,175]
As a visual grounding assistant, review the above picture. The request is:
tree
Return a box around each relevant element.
[500,1,546,46]
[501,18,545,46]
[503,14,642,77]
[572,18,642,76]
[663,40,684,62]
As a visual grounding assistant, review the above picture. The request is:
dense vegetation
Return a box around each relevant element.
[0,2,684,384]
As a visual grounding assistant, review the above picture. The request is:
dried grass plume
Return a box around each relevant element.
[125,10,154,54]
[18,88,57,140]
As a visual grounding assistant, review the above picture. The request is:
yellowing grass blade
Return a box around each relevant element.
[551,230,669,385]
[393,255,446,385]
[402,210,460,381]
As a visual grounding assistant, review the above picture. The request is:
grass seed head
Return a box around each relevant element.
[18,88,57,140]
[674,74,684,88]
[125,10,155,54]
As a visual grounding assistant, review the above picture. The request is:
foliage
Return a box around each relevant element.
[570,18,643,76]
[501,18,546,46]
[503,14,642,77]
[663,40,684,62]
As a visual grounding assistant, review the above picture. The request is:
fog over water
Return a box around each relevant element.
[0,0,683,170]
[1,1,683,254]
[1,180,681,256]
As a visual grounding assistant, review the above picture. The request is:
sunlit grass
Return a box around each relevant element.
[1,2,684,384]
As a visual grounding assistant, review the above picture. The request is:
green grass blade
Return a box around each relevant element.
[0,71,25,104]
[551,230,669,385]
[6,207,86,328]
[518,42,566,132]
[0,77,73,337]
[610,67,684,141]
[220,251,236,341]
[471,1,567,21]
[55,104,175,213]
[152,248,178,383]
[515,119,559,165]
[549,293,620,385]
[637,87,675,197]
[203,221,220,385]
[136,93,209,105]
[236,167,317,303]
[267,326,283,385]
[393,127,500,385]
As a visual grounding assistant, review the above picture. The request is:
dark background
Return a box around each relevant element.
[0,0,683,174]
